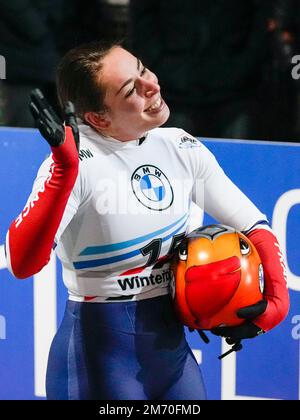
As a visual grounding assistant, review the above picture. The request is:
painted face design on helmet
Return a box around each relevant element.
[173,224,264,330]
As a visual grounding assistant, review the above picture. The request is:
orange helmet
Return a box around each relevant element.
[171,224,264,330]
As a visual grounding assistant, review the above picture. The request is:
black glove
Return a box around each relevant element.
[29,89,79,150]
[211,300,267,345]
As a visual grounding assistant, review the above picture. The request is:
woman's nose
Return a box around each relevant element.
[137,76,160,97]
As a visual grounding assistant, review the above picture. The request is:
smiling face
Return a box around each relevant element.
[84,47,170,141]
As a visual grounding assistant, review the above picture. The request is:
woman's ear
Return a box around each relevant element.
[84,111,111,131]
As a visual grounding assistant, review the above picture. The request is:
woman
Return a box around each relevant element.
[6,42,289,400]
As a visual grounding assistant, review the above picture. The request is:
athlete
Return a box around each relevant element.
[5,42,289,400]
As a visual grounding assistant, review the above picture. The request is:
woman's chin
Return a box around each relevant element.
[154,105,170,128]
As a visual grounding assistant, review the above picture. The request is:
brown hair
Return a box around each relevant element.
[56,41,119,120]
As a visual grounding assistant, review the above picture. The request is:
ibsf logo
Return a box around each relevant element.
[178,136,201,149]
[0,55,6,80]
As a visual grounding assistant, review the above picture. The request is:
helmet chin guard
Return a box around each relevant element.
[171,224,264,330]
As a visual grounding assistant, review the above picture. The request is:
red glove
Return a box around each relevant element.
[6,90,79,279]
[211,228,289,344]
[246,228,290,332]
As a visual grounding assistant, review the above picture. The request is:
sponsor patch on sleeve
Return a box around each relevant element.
[177,134,202,149]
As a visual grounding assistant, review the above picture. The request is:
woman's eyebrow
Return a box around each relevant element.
[116,58,141,95]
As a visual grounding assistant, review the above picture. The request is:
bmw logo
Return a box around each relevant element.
[131,165,174,211]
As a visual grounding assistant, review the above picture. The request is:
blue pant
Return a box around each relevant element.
[46,294,206,400]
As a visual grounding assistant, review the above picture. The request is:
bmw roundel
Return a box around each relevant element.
[131,165,174,211]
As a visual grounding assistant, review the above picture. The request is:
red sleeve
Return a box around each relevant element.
[246,228,290,332]
[6,127,78,279]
